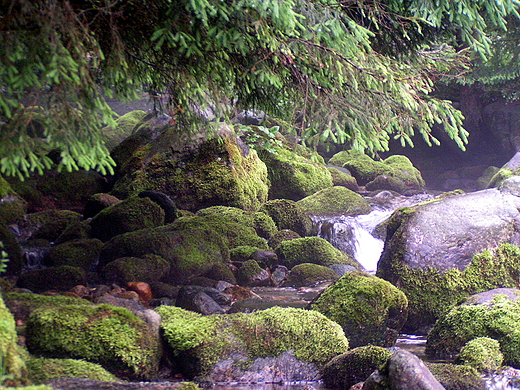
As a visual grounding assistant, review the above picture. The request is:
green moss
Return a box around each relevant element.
[17,266,86,293]
[102,254,171,285]
[487,168,515,188]
[102,110,148,151]
[275,237,360,268]
[378,243,520,332]
[0,295,27,386]
[310,271,408,347]
[259,199,313,237]
[0,386,52,390]
[0,224,23,276]
[268,229,301,250]
[202,263,237,284]
[229,246,262,263]
[25,304,160,380]
[284,263,339,287]
[48,239,103,270]
[327,166,360,191]
[27,210,82,242]
[26,357,118,384]
[99,225,230,284]
[157,305,348,378]
[170,214,268,250]
[426,363,484,390]
[90,196,165,242]
[327,150,364,167]
[258,146,333,201]
[297,186,372,217]
[236,259,265,286]
[0,177,27,225]
[322,346,392,390]
[458,337,503,372]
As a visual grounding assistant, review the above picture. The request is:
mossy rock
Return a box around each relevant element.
[26,210,83,242]
[268,229,301,250]
[236,259,268,286]
[157,306,349,380]
[487,167,516,188]
[275,237,361,269]
[284,263,339,287]
[327,166,360,192]
[101,110,148,151]
[4,292,92,323]
[196,206,278,239]
[259,199,313,237]
[0,295,27,386]
[111,124,269,212]
[26,304,161,380]
[8,170,107,213]
[258,145,333,201]
[169,214,268,250]
[26,357,118,384]
[229,245,263,263]
[83,193,122,219]
[426,363,485,390]
[322,345,392,390]
[102,254,171,285]
[0,223,23,276]
[201,263,236,285]
[99,225,229,284]
[310,271,408,348]
[17,266,87,293]
[327,150,364,167]
[0,176,27,225]
[296,186,372,217]
[90,196,165,242]
[457,337,503,373]
[477,166,500,190]
[48,239,103,270]
[425,294,520,360]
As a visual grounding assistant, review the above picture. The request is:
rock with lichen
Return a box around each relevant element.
[111,122,269,212]
[376,188,520,332]
[157,305,349,382]
[310,271,408,348]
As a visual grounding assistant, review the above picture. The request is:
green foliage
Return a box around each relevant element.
[0,243,8,276]
[4,0,518,178]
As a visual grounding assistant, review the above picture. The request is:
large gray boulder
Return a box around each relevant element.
[377,189,520,332]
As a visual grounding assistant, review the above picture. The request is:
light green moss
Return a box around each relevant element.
[275,237,360,268]
[458,337,503,372]
[268,229,301,250]
[26,357,118,384]
[327,167,359,191]
[297,186,372,217]
[310,271,408,347]
[156,305,349,378]
[259,199,313,237]
[236,260,264,286]
[285,263,339,287]
[487,168,515,188]
[0,296,27,386]
[327,150,364,167]
[25,304,160,380]
[426,363,484,390]
[102,110,148,151]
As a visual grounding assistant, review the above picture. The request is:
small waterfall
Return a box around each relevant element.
[23,246,50,270]
[316,192,433,273]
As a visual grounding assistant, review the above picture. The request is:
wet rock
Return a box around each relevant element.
[236,260,271,287]
[176,285,232,314]
[126,282,153,303]
[270,265,288,287]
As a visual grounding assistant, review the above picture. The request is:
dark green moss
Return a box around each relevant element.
[236,259,265,286]
[259,199,313,237]
[26,304,160,380]
[284,263,339,287]
[26,357,118,384]
[310,271,408,347]
[427,363,485,390]
[27,210,82,242]
[48,239,103,270]
[327,166,360,192]
[322,345,392,390]
[229,246,262,262]
[17,266,87,293]
[297,186,372,217]
[458,337,503,372]
[0,223,23,276]
[201,263,236,284]
[275,237,360,268]
[268,229,301,250]
[102,254,171,285]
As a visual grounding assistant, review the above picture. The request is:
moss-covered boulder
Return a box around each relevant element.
[322,345,392,390]
[377,188,520,332]
[101,110,148,151]
[340,154,425,193]
[17,266,87,293]
[275,237,361,269]
[297,186,372,217]
[99,225,229,284]
[327,166,360,192]
[25,210,83,242]
[259,199,314,237]
[236,259,270,287]
[90,196,165,242]
[426,363,485,390]
[310,271,408,348]
[48,239,103,270]
[83,193,122,219]
[169,214,268,250]
[0,295,27,386]
[111,123,269,212]
[196,206,278,240]
[0,175,27,226]
[268,229,301,250]
[258,145,333,201]
[0,223,23,276]
[26,357,118,384]
[284,263,339,287]
[4,292,92,323]
[102,254,171,285]
[458,337,503,373]
[157,306,349,381]
[425,293,520,361]
[26,304,161,380]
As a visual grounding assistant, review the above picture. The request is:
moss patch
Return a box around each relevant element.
[284,263,339,287]
[17,266,87,293]
[48,239,103,270]
[310,271,408,347]
[102,254,171,285]
[458,337,503,372]
[0,295,27,386]
[26,357,118,384]
[426,363,484,390]
[297,186,372,217]
[259,199,313,237]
